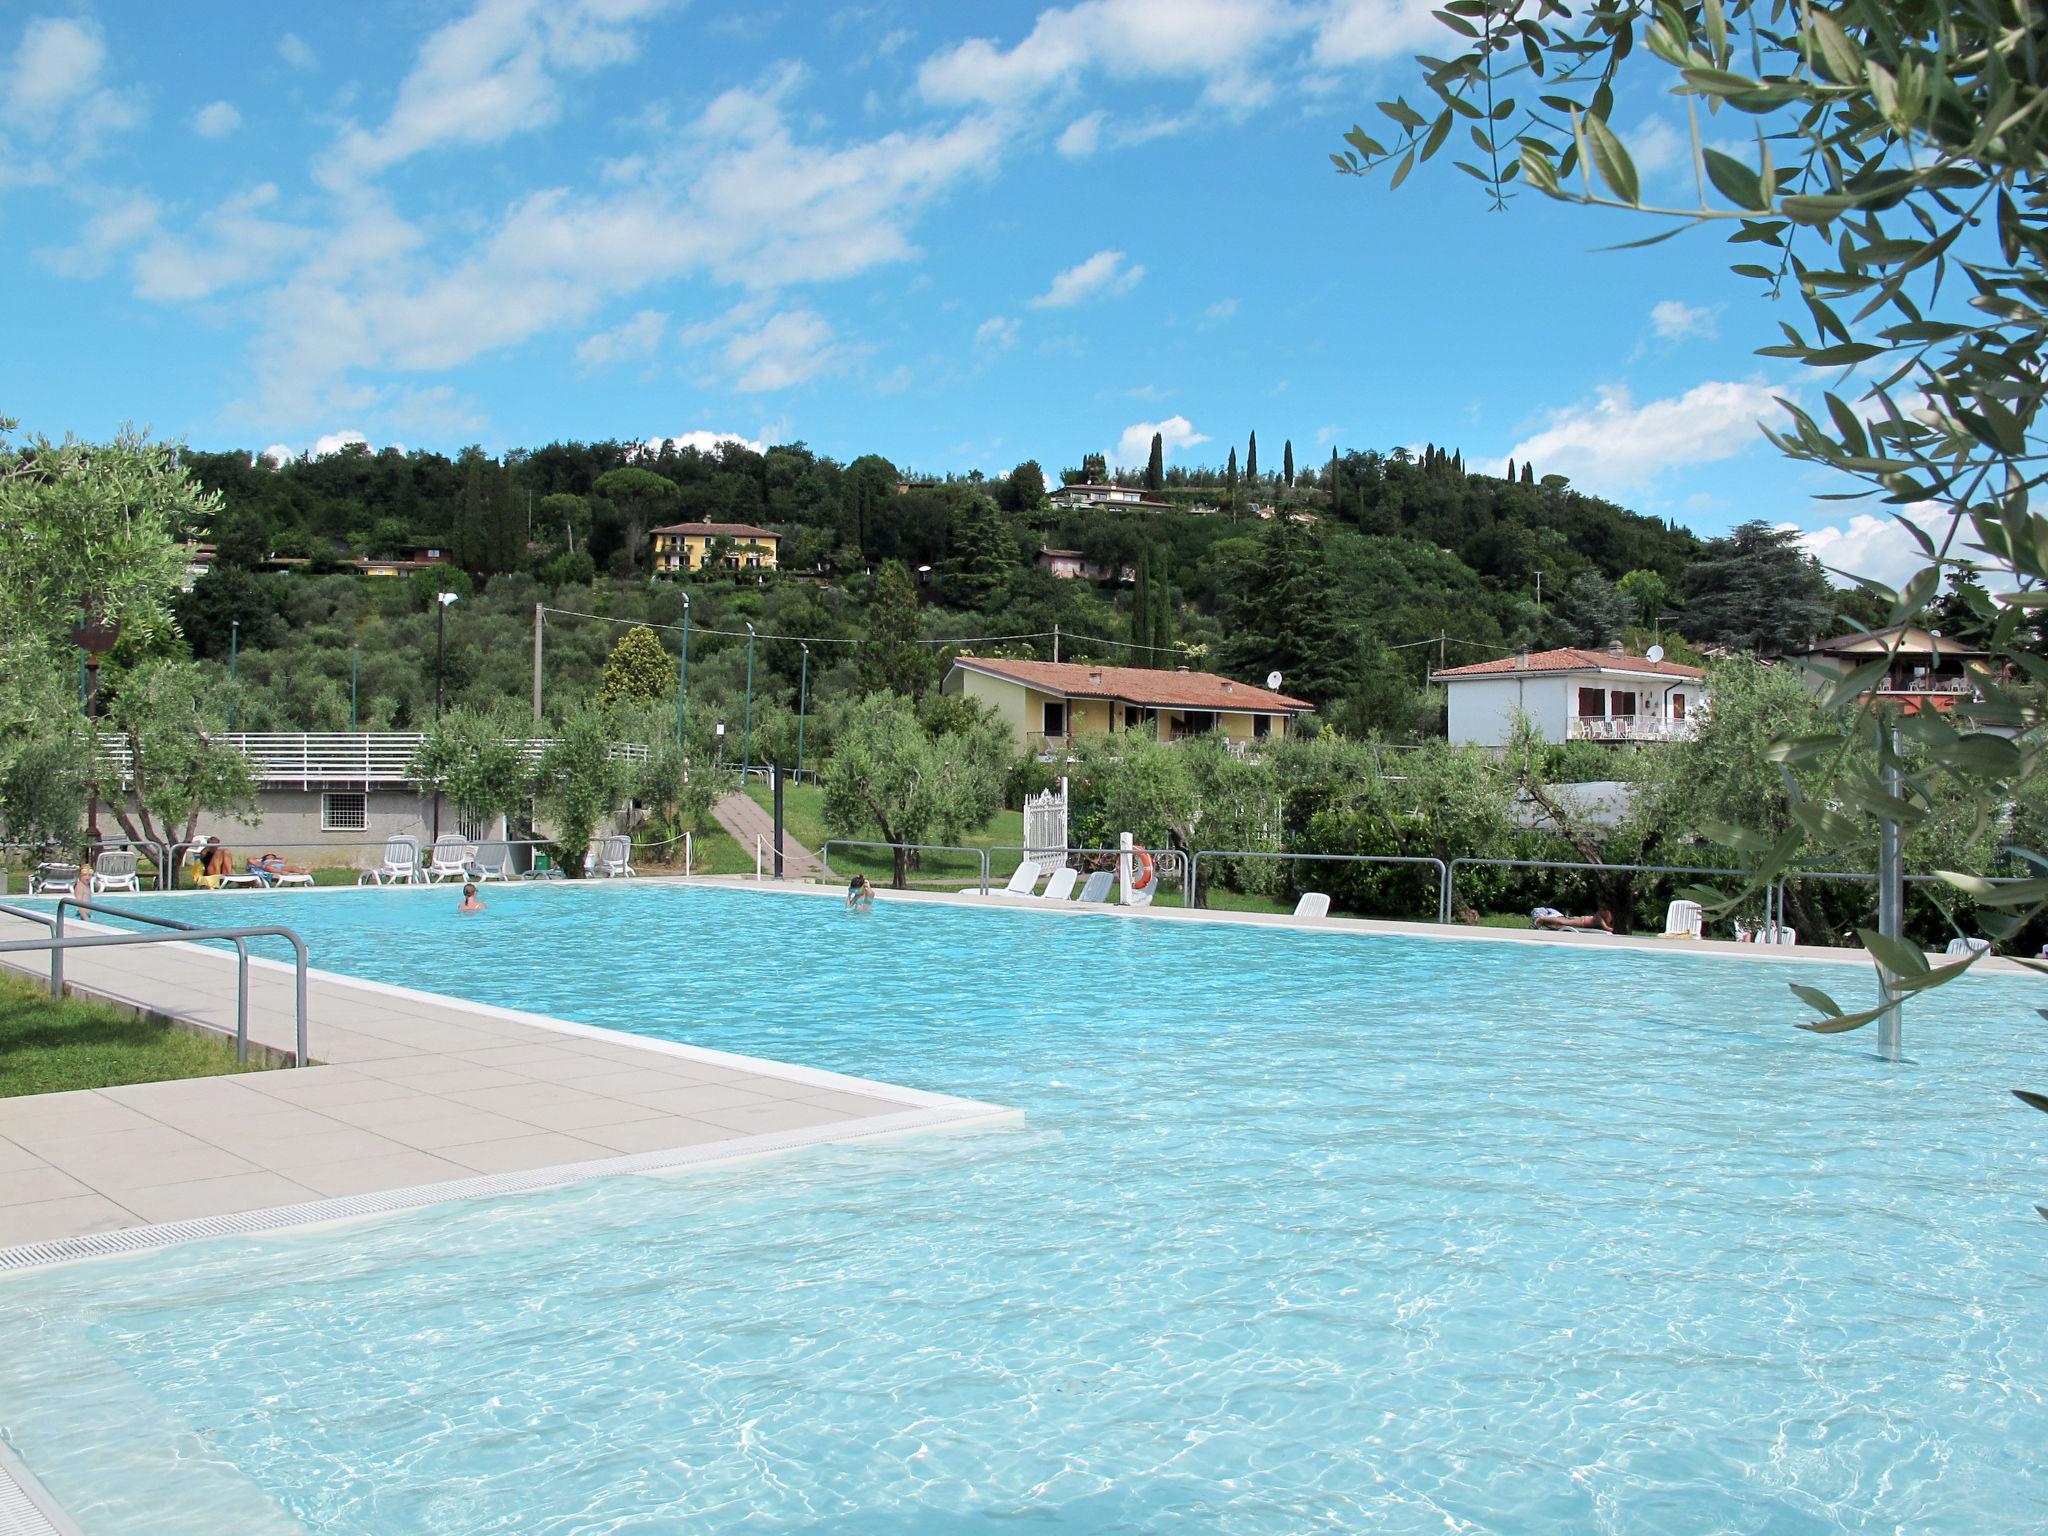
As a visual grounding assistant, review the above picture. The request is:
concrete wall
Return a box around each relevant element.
[185,787,454,868]
[1446,675,1567,746]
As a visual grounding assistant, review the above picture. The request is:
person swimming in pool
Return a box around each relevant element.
[846,873,874,911]
[457,882,485,913]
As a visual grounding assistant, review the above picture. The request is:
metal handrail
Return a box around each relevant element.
[1444,857,1757,929]
[1188,849,1448,919]
[987,844,1191,884]
[1772,869,2035,944]
[819,840,993,894]
[0,898,311,1065]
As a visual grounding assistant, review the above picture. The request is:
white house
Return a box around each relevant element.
[1430,645,1708,748]
[1048,482,1170,512]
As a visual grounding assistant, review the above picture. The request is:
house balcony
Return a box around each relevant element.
[1566,714,1696,744]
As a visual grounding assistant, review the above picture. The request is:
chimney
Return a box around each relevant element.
[1088,670,1103,686]
[1177,665,1190,673]
[1514,651,1530,671]
[1607,640,1625,656]
[1220,681,1233,693]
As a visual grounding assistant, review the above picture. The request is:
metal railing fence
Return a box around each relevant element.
[819,840,993,894]
[0,898,311,1065]
[1444,857,1763,931]
[1188,849,1448,919]
[1772,870,2039,944]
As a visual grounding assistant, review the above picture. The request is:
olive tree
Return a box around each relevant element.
[819,692,1008,887]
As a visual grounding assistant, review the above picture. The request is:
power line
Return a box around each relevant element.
[539,605,1054,649]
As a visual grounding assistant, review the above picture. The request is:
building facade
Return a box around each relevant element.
[1431,646,1709,748]
[943,658,1310,756]
[1047,483,1170,513]
[650,520,781,575]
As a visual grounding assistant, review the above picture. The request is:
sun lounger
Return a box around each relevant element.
[89,850,141,895]
[358,836,422,886]
[592,835,636,878]
[28,863,80,896]
[995,860,1043,897]
[425,834,474,883]
[1076,870,1114,904]
[1661,900,1704,939]
[1293,892,1331,919]
[470,840,511,882]
[1946,936,1992,957]
[1040,866,1078,901]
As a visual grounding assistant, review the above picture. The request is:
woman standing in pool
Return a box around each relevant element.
[846,873,874,911]
[457,882,486,913]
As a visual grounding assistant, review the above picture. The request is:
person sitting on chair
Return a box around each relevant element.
[1531,906,1614,932]
[193,837,236,889]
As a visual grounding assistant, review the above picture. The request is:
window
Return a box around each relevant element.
[1253,714,1272,739]
[457,807,490,841]
[1609,690,1638,718]
[322,792,367,832]
[1576,686,1605,718]
[1042,700,1067,737]
[1179,711,1217,736]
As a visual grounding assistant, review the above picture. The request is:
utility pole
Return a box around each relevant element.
[351,646,360,731]
[531,604,543,722]
[1438,631,1446,672]
[227,619,239,730]
[1875,726,1905,1062]
[795,642,809,780]
[1053,622,1061,663]
[741,621,755,782]
[677,596,691,752]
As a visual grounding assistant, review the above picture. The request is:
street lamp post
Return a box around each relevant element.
[795,642,809,781]
[676,595,691,752]
[434,591,459,721]
[350,646,360,731]
[227,619,239,730]
[741,622,756,782]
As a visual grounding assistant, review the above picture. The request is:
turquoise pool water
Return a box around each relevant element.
[4,884,2045,1533]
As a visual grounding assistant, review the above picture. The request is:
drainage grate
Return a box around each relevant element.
[0,1098,1018,1276]
[0,1438,78,1536]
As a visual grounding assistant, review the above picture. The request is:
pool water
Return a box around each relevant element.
[3,883,2045,1533]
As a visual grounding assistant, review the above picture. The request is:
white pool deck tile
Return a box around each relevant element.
[0,910,1015,1266]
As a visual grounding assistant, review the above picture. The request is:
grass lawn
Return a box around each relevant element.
[746,782,1025,886]
[0,972,270,1098]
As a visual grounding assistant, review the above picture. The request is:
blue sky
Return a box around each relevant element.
[0,0,1919,581]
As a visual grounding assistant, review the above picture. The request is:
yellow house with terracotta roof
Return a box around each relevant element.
[651,519,780,576]
[942,657,1311,755]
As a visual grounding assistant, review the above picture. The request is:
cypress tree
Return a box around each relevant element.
[1152,582,1174,664]
[1505,457,1515,484]
[1130,547,1152,663]
[1282,439,1294,487]
[1145,432,1164,491]
[1246,431,1258,481]
[1226,446,1239,519]
[1522,461,1535,485]
[1328,448,1341,512]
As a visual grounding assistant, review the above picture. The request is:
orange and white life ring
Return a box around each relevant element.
[1129,846,1156,891]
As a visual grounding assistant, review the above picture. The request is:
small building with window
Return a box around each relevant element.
[1048,482,1170,513]
[942,657,1310,756]
[1431,645,1708,748]
[1782,624,1987,715]
[651,519,781,575]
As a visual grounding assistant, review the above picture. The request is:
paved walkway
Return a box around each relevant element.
[711,789,821,877]
[0,912,1011,1262]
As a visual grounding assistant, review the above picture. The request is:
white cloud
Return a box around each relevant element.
[193,100,241,138]
[1501,380,1783,494]
[278,33,317,69]
[1792,503,1957,590]
[1309,0,1444,66]
[639,430,767,456]
[1625,115,1685,179]
[1056,111,1104,157]
[4,17,107,117]
[703,307,842,392]
[1650,299,1716,341]
[1116,414,1209,463]
[920,0,1289,113]
[324,0,669,184]
[574,307,667,370]
[312,430,369,456]
[259,444,294,466]
[1202,296,1238,324]
[975,314,1020,349]
[1031,248,1144,308]
[131,184,304,303]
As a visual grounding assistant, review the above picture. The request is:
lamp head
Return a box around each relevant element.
[437,590,460,607]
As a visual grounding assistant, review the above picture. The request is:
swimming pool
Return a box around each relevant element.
[3,884,2044,1533]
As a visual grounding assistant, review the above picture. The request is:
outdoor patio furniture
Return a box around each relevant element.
[28,863,81,896]
[1946,936,1993,957]
[1661,900,1704,939]
[425,835,474,883]
[1040,866,1079,901]
[521,850,563,880]
[1293,892,1331,919]
[592,835,636,878]
[995,860,1043,897]
[469,841,512,882]
[89,850,141,895]
[358,836,422,886]
[1075,870,1114,904]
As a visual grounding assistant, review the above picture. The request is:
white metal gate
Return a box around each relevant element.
[1024,780,1069,871]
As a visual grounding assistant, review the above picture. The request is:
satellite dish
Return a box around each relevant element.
[1266,670,1284,690]
[1646,644,1665,663]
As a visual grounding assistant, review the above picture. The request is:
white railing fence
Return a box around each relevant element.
[94,732,652,787]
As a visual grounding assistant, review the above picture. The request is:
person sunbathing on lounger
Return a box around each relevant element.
[247,852,308,881]
[193,837,236,888]
[1531,906,1614,932]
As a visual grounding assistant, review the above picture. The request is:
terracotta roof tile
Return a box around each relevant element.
[950,657,1311,712]
[650,521,780,540]
[1429,647,1705,681]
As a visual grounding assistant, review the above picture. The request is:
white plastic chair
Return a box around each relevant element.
[1076,870,1114,904]
[1040,866,1079,901]
[592,835,636,878]
[1661,900,1704,939]
[996,860,1043,897]
[28,863,80,896]
[1293,892,1332,919]
[425,835,474,883]
[1946,936,1992,957]
[90,850,141,895]
[470,841,511,882]
[358,836,421,886]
